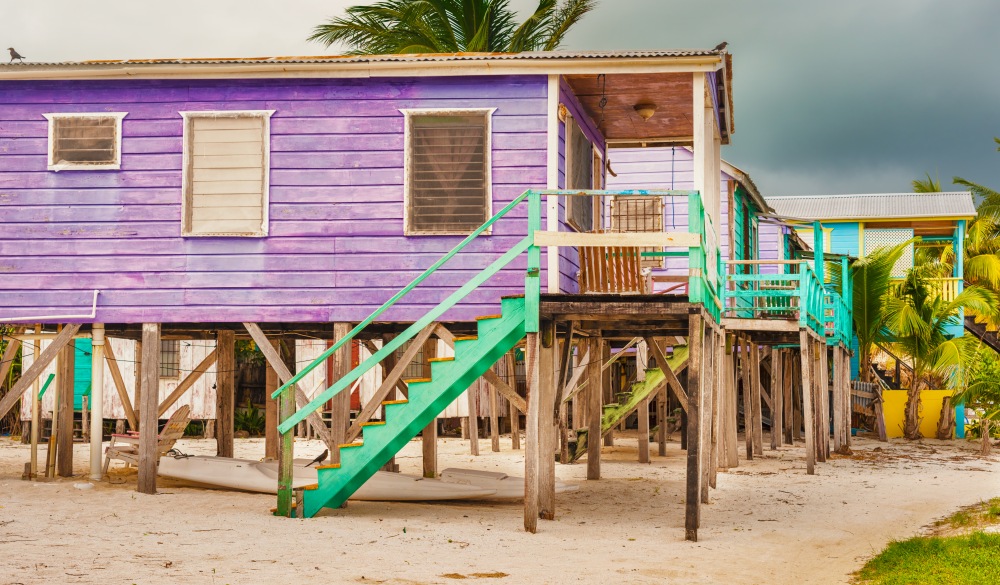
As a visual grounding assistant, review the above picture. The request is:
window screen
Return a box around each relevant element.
[566,117,594,231]
[407,113,489,234]
[160,340,181,378]
[183,112,271,237]
[45,113,126,169]
[610,195,664,268]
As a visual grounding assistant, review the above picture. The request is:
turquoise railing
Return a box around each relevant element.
[823,257,853,346]
[721,259,825,334]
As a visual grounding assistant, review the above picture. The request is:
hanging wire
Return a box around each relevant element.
[596,73,609,131]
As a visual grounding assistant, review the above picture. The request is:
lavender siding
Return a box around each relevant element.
[604,147,732,289]
[0,76,552,323]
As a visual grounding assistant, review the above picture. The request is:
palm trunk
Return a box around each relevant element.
[982,419,993,456]
[903,365,924,440]
[935,396,955,440]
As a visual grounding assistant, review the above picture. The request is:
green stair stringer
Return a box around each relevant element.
[302,296,526,517]
[572,345,689,461]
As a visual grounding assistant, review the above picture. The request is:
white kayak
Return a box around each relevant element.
[157,455,496,501]
[439,468,579,499]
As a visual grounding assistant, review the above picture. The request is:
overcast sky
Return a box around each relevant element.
[5,0,998,196]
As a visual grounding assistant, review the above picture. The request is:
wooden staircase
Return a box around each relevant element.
[299,296,526,517]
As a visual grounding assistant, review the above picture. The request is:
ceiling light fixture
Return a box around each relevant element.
[633,103,656,121]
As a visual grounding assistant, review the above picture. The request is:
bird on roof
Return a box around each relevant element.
[713,41,728,52]
[8,47,25,62]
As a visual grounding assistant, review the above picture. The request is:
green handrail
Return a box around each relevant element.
[272,190,532,401]
[278,235,533,434]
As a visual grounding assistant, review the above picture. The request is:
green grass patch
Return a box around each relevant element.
[855,532,1000,585]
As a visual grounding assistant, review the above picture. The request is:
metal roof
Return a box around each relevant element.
[0,49,723,69]
[765,192,976,221]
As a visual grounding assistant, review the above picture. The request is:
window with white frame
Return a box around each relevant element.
[43,113,127,170]
[403,109,493,235]
[181,110,274,237]
[566,116,596,232]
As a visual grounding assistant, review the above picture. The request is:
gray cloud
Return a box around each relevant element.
[4,0,998,196]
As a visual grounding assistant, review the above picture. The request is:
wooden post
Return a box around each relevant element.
[29,331,41,478]
[276,371,296,517]
[771,347,783,450]
[725,335,739,468]
[138,324,160,494]
[740,337,753,461]
[792,354,802,441]
[539,326,558,521]
[843,347,853,450]
[638,395,650,464]
[685,310,703,542]
[89,323,105,480]
[215,329,235,458]
[422,335,438,478]
[330,323,352,464]
[817,340,829,462]
[750,342,764,456]
[832,347,843,453]
[134,340,142,429]
[709,327,722,490]
[586,336,602,480]
[656,385,668,456]
[56,337,75,478]
[467,378,480,456]
[264,339,280,460]
[524,332,540,533]
[783,349,794,445]
[601,342,613,447]
[799,331,815,475]
[489,368,501,453]
[507,352,520,450]
[701,326,715,503]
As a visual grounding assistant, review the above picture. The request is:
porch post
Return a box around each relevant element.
[89,323,105,480]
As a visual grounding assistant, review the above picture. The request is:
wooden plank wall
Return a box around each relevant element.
[0,76,549,323]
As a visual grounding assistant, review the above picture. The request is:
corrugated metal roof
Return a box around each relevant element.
[0,49,723,69]
[765,192,976,220]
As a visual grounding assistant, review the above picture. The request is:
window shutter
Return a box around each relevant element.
[52,116,117,164]
[610,195,664,268]
[408,114,488,234]
[185,115,268,236]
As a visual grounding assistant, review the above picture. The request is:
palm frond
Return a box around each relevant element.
[912,172,941,193]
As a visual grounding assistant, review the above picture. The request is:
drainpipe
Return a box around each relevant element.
[89,323,105,481]
[0,290,99,323]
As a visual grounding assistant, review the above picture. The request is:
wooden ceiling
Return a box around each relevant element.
[564,72,699,142]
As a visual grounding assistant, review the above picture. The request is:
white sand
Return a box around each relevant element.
[0,433,997,584]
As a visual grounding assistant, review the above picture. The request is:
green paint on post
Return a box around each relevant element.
[37,373,56,400]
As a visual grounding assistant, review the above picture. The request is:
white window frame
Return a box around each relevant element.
[564,114,598,233]
[179,110,274,238]
[401,108,495,236]
[43,112,127,171]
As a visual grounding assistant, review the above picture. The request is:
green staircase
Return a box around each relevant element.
[572,345,688,461]
[300,296,526,517]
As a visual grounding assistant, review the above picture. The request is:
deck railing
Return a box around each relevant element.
[721,259,826,334]
[889,276,963,303]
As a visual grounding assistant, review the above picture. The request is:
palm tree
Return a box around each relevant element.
[884,269,996,439]
[951,345,1000,454]
[851,239,917,382]
[954,137,1000,220]
[912,172,942,193]
[309,0,597,54]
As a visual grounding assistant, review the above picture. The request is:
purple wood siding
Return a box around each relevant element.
[604,147,732,290]
[0,76,550,323]
[757,221,786,274]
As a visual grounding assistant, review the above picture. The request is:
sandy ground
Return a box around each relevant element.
[0,431,997,585]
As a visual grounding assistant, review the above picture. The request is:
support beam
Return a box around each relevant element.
[0,323,81,421]
[489,369,501,453]
[422,335,438,478]
[330,323,352,464]
[158,349,217,418]
[644,337,689,410]
[56,336,75,478]
[586,335,602,480]
[750,342,764,455]
[539,327,558,520]
[215,329,235,458]
[89,324,106,481]
[638,395,650,464]
[771,347,783,451]
[0,336,22,392]
[243,323,332,450]
[104,340,137,430]
[724,335,739,468]
[524,332,540,533]
[467,378,480,456]
[799,332,815,475]
[701,326,715,503]
[138,324,160,494]
[275,370,296,517]
[817,341,829,462]
[832,347,843,453]
[685,311,704,542]
[264,339,280,460]
[506,352,520,450]
[740,337,753,461]
[783,349,794,445]
[601,342,613,448]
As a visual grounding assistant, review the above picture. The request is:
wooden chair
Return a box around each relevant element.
[578,245,648,294]
[103,404,191,476]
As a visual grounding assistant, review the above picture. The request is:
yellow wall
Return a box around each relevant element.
[882,390,954,438]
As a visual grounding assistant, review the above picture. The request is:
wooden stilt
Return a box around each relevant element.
[330,322,352,465]
[656,385,667,456]
[740,337,753,461]
[638,395,650,464]
[539,325,558,520]
[792,352,803,442]
[586,336,602,480]
[832,347,843,453]
[215,330,235,458]
[137,324,160,494]
[56,337,75,478]
[507,352,520,450]
[422,334,438,478]
[771,348,783,450]
[524,332,540,533]
[134,340,142,429]
[843,347,853,450]
[264,339,280,460]
[685,311,703,542]
[601,343,613,447]
[750,342,763,456]
[489,369,501,453]
[817,341,829,462]
[711,327,723,483]
[467,378,480,456]
[725,335,739,468]
[799,332,815,475]
[702,326,716,502]
[783,349,794,445]
[276,368,296,517]
[0,324,80,427]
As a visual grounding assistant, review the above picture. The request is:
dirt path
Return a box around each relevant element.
[0,433,996,584]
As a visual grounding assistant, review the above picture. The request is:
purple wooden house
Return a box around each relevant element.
[0,50,736,537]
